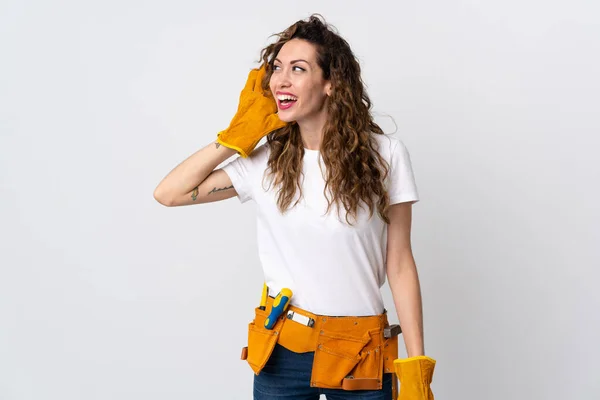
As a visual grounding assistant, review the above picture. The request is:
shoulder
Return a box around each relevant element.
[248,141,271,164]
[230,141,270,170]
[370,133,407,161]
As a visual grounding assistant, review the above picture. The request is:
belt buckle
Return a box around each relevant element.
[286,310,315,328]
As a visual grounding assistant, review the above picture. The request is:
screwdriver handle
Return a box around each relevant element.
[264,288,293,329]
[259,282,268,311]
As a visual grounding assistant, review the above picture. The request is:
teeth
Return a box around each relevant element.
[277,94,297,101]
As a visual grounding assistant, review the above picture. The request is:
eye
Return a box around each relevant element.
[272,65,305,72]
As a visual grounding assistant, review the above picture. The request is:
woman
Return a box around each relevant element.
[154,14,435,400]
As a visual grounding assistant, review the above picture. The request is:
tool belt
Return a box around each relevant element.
[240,294,400,391]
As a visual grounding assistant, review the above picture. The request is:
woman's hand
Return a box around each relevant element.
[393,355,436,400]
[216,64,287,158]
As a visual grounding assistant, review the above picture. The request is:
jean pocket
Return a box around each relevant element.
[310,329,372,388]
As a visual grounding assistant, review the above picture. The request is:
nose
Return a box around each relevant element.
[271,67,292,90]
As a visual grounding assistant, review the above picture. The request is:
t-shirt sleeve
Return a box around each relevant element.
[388,139,420,205]
[221,153,255,204]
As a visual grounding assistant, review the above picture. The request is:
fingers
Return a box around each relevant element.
[243,64,269,93]
[253,63,268,92]
[244,68,258,91]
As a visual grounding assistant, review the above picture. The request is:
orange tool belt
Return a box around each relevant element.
[240,294,401,395]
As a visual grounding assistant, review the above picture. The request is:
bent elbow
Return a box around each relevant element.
[153,187,173,207]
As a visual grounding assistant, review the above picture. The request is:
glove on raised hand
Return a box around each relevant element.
[393,356,436,400]
[216,64,287,158]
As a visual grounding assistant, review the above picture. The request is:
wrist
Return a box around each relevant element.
[395,355,436,363]
[407,346,425,358]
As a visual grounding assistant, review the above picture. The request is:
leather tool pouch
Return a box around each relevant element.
[240,299,400,390]
[383,333,399,375]
[311,328,380,389]
[242,306,285,375]
[310,315,390,390]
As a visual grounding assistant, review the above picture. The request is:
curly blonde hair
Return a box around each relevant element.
[258,14,393,225]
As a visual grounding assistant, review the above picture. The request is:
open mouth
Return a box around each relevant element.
[278,98,297,110]
[277,94,298,110]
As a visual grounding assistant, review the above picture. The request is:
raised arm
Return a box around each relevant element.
[154,63,286,207]
[153,141,237,206]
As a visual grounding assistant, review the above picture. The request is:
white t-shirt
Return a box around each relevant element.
[221,133,419,316]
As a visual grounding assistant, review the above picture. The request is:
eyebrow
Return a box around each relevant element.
[274,58,310,65]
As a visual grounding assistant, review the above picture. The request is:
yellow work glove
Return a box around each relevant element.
[216,64,287,158]
[394,356,436,400]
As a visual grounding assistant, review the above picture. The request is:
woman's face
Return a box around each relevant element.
[269,39,331,123]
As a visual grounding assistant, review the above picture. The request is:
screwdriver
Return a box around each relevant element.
[259,282,268,311]
[264,288,293,329]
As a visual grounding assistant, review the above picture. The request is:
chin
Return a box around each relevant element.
[277,114,296,123]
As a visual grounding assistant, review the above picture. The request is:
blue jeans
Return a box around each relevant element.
[253,343,394,400]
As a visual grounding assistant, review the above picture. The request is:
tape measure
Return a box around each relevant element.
[286,310,315,327]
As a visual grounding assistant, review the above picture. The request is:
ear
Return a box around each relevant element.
[325,82,332,96]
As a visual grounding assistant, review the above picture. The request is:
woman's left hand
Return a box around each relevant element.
[393,355,436,400]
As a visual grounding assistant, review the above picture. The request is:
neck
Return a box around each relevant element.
[297,107,329,151]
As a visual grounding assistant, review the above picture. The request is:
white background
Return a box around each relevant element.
[1,1,599,399]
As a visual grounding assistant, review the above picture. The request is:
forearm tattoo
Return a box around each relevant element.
[215,142,221,149]
[191,186,199,201]
[208,185,233,195]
